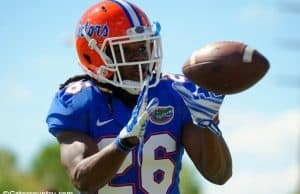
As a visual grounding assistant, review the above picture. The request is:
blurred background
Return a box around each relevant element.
[0,0,299,193]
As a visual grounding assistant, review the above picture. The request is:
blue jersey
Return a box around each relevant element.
[47,74,198,194]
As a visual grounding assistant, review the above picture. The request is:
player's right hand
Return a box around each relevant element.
[116,81,159,152]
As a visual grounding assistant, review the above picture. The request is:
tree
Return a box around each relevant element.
[0,148,42,191]
[180,157,202,194]
[292,187,300,194]
[31,143,76,192]
[0,148,17,173]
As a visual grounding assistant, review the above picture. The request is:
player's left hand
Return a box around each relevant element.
[117,80,159,152]
[172,81,224,136]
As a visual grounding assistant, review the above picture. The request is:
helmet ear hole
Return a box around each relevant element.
[83,54,92,64]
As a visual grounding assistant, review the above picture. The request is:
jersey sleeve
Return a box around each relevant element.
[180,96,193,125]
[184,76,224,126]
[161,73,193,125]
[46,81,92,136]
[163,73,224,126]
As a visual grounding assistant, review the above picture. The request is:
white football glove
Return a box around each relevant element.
[116,80,159,155]
[172,81,224,136]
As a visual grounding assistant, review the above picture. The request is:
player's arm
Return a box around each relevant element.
[172,80,232,184]
[182,122,232,185]
[56,130,128,192]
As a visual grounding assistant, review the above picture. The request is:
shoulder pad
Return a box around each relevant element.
[59,74,93,89]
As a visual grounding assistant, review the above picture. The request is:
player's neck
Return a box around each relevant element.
[112,87,138,109]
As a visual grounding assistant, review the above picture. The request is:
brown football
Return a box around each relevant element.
[182,41,270,94]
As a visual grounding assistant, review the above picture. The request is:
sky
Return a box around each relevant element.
[0,0,299,194]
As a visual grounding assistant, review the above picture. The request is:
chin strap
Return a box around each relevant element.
[122,80,142,95]
[122,73,153,95]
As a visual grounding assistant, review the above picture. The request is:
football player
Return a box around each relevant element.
[46,0,232,193]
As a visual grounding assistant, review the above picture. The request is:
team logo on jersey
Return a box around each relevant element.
[150,106,174,125]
